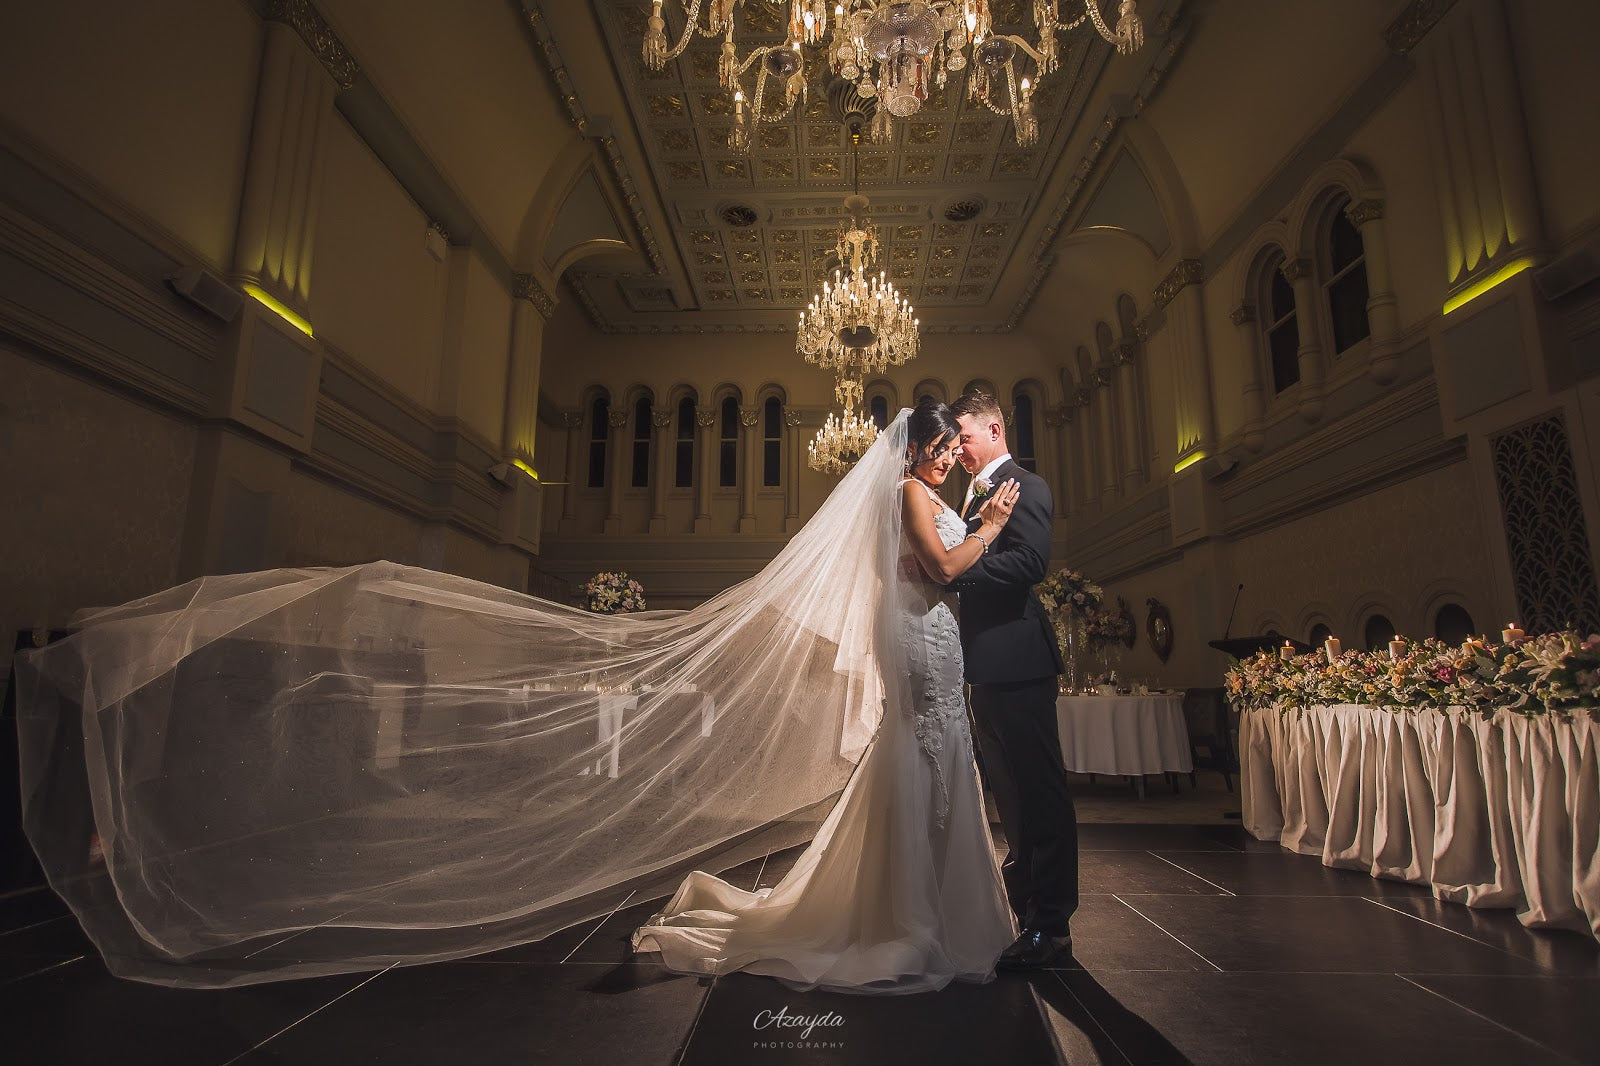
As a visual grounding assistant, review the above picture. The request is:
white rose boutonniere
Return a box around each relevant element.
[972,476,993,499]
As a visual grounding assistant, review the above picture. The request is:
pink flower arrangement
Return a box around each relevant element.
[584,571,647,614]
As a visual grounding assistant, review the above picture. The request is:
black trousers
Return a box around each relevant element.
[970,676,1079,935]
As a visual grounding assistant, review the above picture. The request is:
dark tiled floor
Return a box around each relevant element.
[3,824,1597,1065]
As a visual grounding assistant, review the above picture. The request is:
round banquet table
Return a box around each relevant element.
[1055,693,1194,790]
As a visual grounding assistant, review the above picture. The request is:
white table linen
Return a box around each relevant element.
[1240,702,1600,942]
[1055,693,1194,776]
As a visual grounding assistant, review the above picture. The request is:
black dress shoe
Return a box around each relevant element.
[996,929,1072,970]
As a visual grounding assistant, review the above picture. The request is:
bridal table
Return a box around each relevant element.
[1239,701,1600,942]
[1055,692,1193,796]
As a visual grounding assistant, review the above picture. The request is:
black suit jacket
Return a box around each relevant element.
[950,459,1064,685]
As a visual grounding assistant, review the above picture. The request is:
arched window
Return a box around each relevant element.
[1363,614,1396,652]
[1012,391,1036,472]
[1263,253,1301,394]
[719,397,739,488]
[674,396,696,488]
[630,396,652,488]
[587,394,609,488]
[1434,603,1475,644]
[1324,197,1371,355]
[1308,621,1332,647]
[762,397,782,487]
[870,395,889,429]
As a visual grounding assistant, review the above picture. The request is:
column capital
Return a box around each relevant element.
[694,410,716,428]
[1111,342,1137,367]
[258,0,360,88]
[1151,258,1204,311]
[561,410,584,429]
[739,407,760,428]
[512,272,559,320]
[606,410,628,429]
[1345,198,1385,226]
[1230,303,1256,326]
[650,410,672,429]
[1279,257,1313,283]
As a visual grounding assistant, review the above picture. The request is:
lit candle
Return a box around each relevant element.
[1388,638,1405,661]
[1280,641,1294,661]
[1324,636,1342,661]
[1501,622,1525,643]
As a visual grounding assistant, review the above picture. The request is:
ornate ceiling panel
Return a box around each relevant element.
[554,1,1154,332]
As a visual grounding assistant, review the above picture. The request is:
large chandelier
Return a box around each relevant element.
[796,191,919,375]
[642,1,1146,148]
[808,373,880,474]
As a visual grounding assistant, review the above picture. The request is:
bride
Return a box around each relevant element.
[14,403,1020,990]
[633,399,1021,993]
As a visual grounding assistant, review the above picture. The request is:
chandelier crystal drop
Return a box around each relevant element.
[642,1,1145,149]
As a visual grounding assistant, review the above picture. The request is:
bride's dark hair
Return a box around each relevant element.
[907,397,960,466]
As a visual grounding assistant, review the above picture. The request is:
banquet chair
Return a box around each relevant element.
[1180,687,1236,792]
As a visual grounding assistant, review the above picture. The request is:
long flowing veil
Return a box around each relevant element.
[14,412,917,987]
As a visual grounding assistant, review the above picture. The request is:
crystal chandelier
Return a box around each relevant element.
[642,1,1145,149]
[796,190,919,376]
[808,373,880,473]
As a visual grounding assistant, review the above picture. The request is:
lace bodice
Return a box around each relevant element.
[896,479,971,825]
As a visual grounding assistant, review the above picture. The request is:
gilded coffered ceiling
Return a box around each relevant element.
[533,1,1184,333]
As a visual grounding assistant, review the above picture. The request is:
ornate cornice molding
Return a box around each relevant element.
[512,272,559,320]
[524,6,664,274]
[257,0,359,89]
[1151,258,1203,310]
[1346,198,1385,227]
[1230,303,1256,326]
[1385,0,1458,56]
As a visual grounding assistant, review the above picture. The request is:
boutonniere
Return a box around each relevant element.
[972,476,993,499]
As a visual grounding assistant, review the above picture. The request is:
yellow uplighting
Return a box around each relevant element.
[1441,257,1536,316]
[1173,451,1207,474]
[512,459,539,481]
[243,284,314,338]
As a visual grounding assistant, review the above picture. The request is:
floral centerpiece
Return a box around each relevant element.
[1225,631,1600,718]
[1035,568,1104,621]
[1084,601,1135,649]
[584,571,647,614]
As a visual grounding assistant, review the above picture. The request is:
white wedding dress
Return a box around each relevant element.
[631,478,1016,993]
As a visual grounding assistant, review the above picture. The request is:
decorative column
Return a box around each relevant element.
[233,13,349,316]
[1409,0,1543,295]
[648,407,672,533]
[1044,405,1070,519]
[738,405,759,534]
[1093,367,1119,503]
[1344,199,1404,384]
[693,409,715,533]
[505,275,556,468]
[1279,257,1326,423]
[1231,303,1267,453]
[603,408,627,534]
[1113,342,1144,492]
[559,410,583,533]
[783,408,803,533]
[1152,258,1218,462]
[1073,386,1097,510]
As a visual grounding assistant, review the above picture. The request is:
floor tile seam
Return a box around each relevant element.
[1394,973,1587,1066]
[560,889,638,965]
[221,962,397,1066]
[1361,897,1538,964]
[0,954,87,987]
[1108,894,1224,973]
[671,975,717,1066]
[1050,970,1135,1066]
[1143,852,1237,896]
[0,914,69,938]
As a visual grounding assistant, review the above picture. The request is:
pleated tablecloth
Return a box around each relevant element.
[1055,693,1194,776]
[1240,702,1600,941]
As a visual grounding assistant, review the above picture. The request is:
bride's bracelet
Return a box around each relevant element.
[965,532,989,554]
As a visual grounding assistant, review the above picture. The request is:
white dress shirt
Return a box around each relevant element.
[961,453,1012,518]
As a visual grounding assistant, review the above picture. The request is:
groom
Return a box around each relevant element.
[948,390,1078,969]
